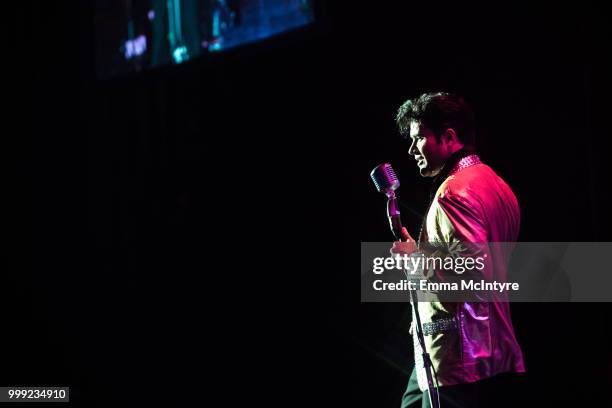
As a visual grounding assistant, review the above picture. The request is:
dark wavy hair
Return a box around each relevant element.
[396,92,476,149]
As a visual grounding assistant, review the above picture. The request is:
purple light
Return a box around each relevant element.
[124,35,147,59]
[147,10,155,20]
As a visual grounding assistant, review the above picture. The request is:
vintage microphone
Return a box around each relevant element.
[370,163,403,240]
[370,163,441,408]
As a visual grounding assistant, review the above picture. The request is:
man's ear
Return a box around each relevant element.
[441,128,462,148]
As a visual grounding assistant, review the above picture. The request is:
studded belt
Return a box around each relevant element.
[422,317,458,336]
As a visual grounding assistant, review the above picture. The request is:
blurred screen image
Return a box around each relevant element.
[95,0,314,78]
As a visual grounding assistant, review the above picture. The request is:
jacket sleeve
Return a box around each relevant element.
[434,192,488,244]
[423,190,494,284]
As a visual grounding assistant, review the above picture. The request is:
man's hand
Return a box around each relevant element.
[390,227,418,256]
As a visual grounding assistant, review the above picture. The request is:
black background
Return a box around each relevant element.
[6,1,612,406]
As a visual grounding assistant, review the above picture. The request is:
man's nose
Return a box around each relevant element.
[408,140,417,155]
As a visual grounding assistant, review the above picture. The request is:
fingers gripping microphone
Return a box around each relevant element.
[370,163,404,241]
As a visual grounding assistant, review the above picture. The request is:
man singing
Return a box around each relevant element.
[391,93,525,407]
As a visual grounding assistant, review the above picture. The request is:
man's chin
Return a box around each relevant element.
[419,167,434,177]
[419,166,440,178]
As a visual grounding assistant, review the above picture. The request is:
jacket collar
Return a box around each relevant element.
[430,148,481,199]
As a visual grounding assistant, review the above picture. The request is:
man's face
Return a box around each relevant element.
[408,121,448,177]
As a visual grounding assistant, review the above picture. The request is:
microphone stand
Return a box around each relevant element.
[387,191,440,408]
[407,273,440,408]
[370,163,440,407]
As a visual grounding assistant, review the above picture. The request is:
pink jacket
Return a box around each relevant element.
[412,154,525,391]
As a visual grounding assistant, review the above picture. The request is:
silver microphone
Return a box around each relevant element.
[370,163,403,240]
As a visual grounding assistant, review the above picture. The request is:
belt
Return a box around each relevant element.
[422,317,458,336]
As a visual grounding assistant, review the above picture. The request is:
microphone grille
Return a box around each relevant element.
[370,163,400,193]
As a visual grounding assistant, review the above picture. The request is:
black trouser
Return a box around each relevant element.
[401,368,524,408]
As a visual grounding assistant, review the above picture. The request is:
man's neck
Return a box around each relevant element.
[431,148,477,189]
